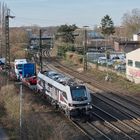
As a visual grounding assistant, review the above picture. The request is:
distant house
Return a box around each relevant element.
[74,29,108,51]
[126,48,140,84]
[114,40,140,53]
[88,39,113,52]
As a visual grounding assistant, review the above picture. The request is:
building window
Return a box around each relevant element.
[135,61,140,68]
[128,59,133,66]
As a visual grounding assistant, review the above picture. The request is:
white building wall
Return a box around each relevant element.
[133,34,140,41]
[126,48,140,83]
[133,34,138,41]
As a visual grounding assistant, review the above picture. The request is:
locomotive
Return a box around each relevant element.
[37,70,92,118]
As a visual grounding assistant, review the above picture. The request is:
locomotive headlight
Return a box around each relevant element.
[88,102,92,109]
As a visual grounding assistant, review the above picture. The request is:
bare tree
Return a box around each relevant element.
[122,8,140,38]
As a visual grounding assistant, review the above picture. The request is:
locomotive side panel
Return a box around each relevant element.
[37,73,71,112]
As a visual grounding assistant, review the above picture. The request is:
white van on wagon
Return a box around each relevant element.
[14,59,27,80]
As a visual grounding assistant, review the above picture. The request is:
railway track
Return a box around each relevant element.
[71,120,111,140]
[58,62,140,106]
[42,60,140,139]
[32,52,140,139]
[93,92,140,120]
[51,61,140,111]
[92,104,140,139]
[91,91,140,139]
[70,99,140,140]
[47,61,140,112]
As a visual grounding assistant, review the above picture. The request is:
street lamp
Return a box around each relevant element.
[83,26,89,71]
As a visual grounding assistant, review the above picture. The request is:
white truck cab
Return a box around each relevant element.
[14,59,27,80]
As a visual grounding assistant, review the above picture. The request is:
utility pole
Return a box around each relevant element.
[19,82,23,140]
[83,26,89,71]
[1,3,6,58]
[15,81,23,140]
[39,29,43,72]
[5,9,14,72]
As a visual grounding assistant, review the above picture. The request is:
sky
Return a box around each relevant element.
[3,0,140,28]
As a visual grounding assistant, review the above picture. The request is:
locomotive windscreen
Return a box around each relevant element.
[70,86,87,101]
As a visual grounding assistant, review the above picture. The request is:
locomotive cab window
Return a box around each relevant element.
[70,86,87,101]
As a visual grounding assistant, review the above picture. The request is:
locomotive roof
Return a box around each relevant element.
[45,70,78,86]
